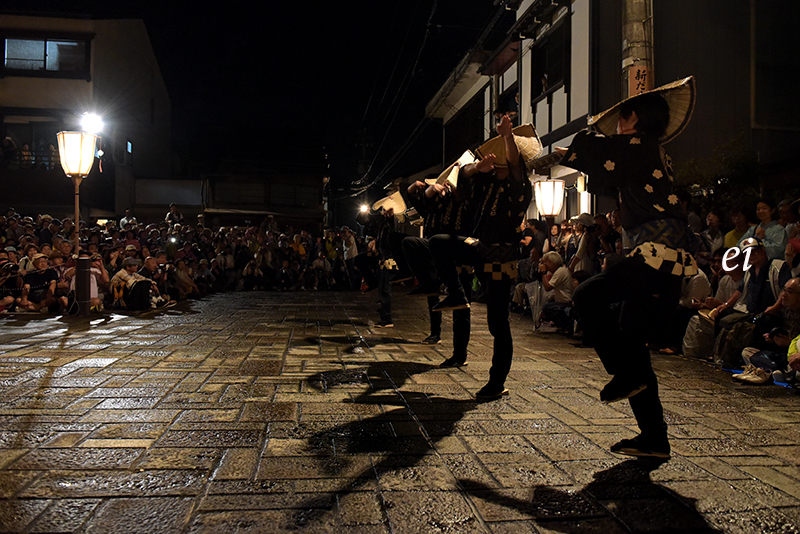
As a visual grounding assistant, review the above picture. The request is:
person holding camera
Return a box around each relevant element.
[0,257,22,312]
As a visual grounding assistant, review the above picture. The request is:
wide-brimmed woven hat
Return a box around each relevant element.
[426,150,478,187]
[475,123,543,169]
[588,76,696,144]
[372,191,408,222]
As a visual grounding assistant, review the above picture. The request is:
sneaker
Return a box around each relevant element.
[475,383,509,401]
[375,321,394,328]
[431,295,470,313]
[408,284,440,297]
[733,364,758,381]
[741,367,772,385]
[599,376,647,403]
[422,334,441,345]
[773,369,796,384]
[610,436,670,459]
[440,356,467,368]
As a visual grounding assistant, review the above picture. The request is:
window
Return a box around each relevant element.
[3,33,91,79]
[530,19,569,101]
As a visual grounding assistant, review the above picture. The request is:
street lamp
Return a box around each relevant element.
[533,178,565,218]
[57,129,99,316]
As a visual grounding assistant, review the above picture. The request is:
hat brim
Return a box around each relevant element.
[588,76,696,144]
[426,150,478,186]
[475,124,543,168]
[372,191,407,214]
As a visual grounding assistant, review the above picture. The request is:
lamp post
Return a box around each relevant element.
[534,178,565,219]
[57,130,99,316]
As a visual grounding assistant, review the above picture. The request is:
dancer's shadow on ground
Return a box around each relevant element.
[459,459,722,533]
[286,361,477,529]
[299,334,417,354]
[284,318,371,327]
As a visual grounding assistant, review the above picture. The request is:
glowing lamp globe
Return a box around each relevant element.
[533,179,565,217]
[57,131,98,177]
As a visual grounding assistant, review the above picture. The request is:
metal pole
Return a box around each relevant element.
[71,176,91,317]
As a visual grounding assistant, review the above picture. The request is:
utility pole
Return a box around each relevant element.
[622,0,654,98]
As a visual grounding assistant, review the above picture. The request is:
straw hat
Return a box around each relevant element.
[588,76,696,144]
[372,191,407,222]
[426,150,477,186]
[475,123,543,169]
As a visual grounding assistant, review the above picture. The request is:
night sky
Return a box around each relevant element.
[141,1,498,195]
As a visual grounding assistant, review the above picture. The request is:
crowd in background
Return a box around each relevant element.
[0,206,372,314]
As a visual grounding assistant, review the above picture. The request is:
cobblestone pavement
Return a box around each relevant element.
[0,290,799,533]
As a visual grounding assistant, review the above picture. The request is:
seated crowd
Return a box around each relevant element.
[508,194,800,389]
[0,208,370,314]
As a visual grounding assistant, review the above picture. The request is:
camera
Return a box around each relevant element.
[1,261,20,273]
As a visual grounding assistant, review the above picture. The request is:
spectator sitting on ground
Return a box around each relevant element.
[0,258,22,312]
[195,259,215,293]
[110,257,156,310]
[138,256,170,300]
[49,250,70,301]
[277,259,295,291]
[510,248,541,313]
[18,243,40,273]
[737,277,800,384]
[651,267,712,355]
[531,251,573,330]
[702,248,745,310]
[173,258,200,299]
[541,269,593,335]
[242,259,263,291]
[710,238,792,359]
[66,251,110,312]
[310,252,332,290]
[17,253,59,312]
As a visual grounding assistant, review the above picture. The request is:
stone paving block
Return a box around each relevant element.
[78,408,181,423]
[760,445,800,466]
[601,497,721,533]
[0,498,50,532]
[83,496,194,534]
[739,465,800,500]
[11,447,144,470]
[380,490,482,532]
[156,429,263,448]
[0,469,39,498]
[705,507,800,534]
[212,448,259,480]
[528,432,612,462]
[28,497,101,533]
[376,463,459,491]
[133,447,221,470]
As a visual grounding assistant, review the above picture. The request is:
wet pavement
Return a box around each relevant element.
[0,290,799,533]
